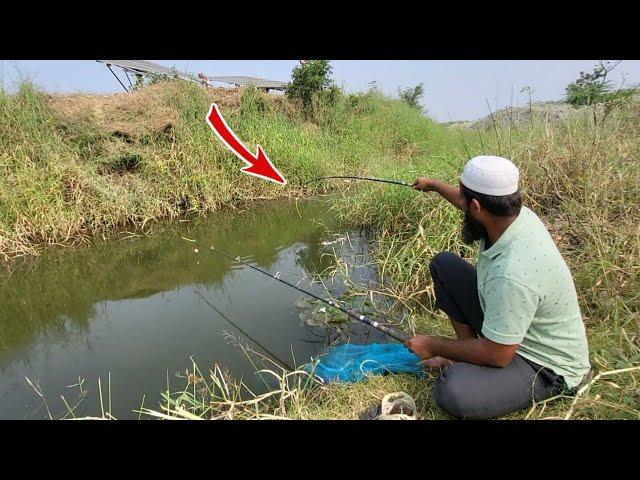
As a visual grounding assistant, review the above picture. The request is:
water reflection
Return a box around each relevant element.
[0,197,384,419]
[0,198,337,351]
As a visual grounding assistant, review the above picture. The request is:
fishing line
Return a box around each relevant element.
[195,289,294,372]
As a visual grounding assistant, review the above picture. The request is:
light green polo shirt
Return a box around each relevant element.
[477,206,591,388]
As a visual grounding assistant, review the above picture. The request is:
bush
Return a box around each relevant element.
[565,61,636,106]
[286,60,334,110]
[398,82,425,109]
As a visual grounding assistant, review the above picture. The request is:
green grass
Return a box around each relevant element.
[3,80,638,420]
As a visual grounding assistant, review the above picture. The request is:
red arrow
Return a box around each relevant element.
[205,103,287,185]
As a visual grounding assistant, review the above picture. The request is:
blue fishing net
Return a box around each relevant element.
[304,343,426,383]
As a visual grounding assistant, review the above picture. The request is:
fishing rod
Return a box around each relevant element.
[206,245,411,344]
[302,176,413,188]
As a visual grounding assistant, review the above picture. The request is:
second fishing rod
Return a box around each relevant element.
[206,245,411,344]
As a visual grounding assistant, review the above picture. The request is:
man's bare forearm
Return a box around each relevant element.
[427,180,466,210]
[423,336,515,368]
[413,177,466,210]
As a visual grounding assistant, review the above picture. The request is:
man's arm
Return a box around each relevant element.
[407,278,538,368]
[413,177,466,211]
[406,335,519,368]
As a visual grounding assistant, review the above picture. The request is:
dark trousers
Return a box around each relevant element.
[429,252,567,420]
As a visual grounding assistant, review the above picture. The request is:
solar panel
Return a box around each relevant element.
[98,60,288,90]
[97,60,199,82]
[208,76,288,90]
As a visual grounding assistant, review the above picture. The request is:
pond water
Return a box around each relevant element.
[0,197,390,419]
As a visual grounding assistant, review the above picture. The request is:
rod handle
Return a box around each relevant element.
[346,309,410,343]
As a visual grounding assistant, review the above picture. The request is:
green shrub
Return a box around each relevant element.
[398,82,425,109]
[286,60,334,111]
[565,61,637,106]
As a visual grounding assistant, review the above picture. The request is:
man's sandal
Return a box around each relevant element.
[359,392,418,420]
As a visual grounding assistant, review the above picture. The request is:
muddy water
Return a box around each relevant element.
[0,197,390,419]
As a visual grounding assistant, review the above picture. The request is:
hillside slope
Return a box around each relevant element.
[0,81,453,262]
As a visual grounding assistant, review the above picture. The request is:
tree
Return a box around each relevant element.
[398,82,425,109]
[565,61,621,106]
[286,60,334,108]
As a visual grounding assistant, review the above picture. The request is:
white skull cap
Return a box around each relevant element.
[460,155,519,196]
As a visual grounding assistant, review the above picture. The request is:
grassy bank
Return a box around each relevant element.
[143,95,639,420]
[0,80,452,262]
[318,98,640,419]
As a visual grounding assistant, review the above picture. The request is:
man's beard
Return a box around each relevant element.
[461,210,488,245]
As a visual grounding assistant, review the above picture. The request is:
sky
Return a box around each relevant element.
[1,60,639,122]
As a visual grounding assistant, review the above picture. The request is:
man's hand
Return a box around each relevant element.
[412,177,433,192]
[405,335,434,359]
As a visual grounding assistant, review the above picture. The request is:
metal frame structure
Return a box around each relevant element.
[203,75,287,92]
[97,60,288,93]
